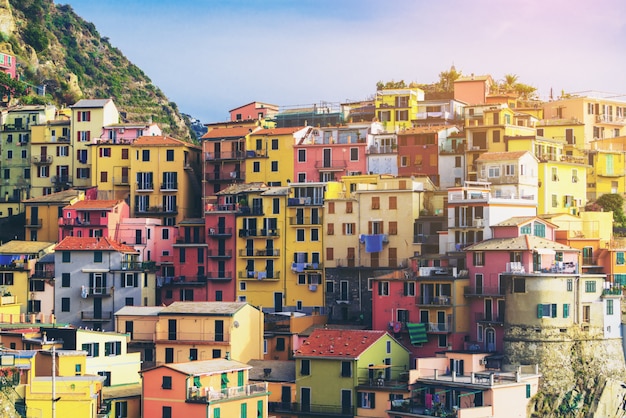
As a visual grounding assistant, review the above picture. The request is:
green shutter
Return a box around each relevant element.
[241,403,247,418]
[563,304,570,318]
[94,343,99,357]
[526,384,531,398]
[213,407,220,418]
[537,304,542,318]
[551,304,557,318]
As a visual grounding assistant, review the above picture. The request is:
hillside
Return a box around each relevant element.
[1,0,192,139]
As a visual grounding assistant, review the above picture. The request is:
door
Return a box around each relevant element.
[476,274,483,295]
[168,319,176,340]
[165,347,173,363]
[347,248,355,267]
[214,142,221,159]
[486,328,496,352]
[301,388,311,412]
[420,310,429,325]
[215,320,224,342]
[217,217,226,234]
[274,292,283,313]
[437,311,446,331]
[323,148,331,167]
[281,386,291,409]
[341,389,352,415]
[121,167,129,183]
[485,299,492,321]
[93,298,102,320]
[497,299,505,322]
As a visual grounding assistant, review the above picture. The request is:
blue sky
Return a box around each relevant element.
[56,0,626,124]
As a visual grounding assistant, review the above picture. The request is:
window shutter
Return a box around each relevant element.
[103,273,107,287]
[368,222,372,235]
[120,275,125,288]
[551,304,557,318]
[116,341,122,354]
[89,273,94,288]
[94,343,99,356]
[134,273,139,287]
[563,304,569,318]
[537,304,542,318]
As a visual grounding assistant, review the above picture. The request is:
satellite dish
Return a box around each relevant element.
[233,321,239,328]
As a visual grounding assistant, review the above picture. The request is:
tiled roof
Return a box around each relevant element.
[23,189,83,204]
[251,127,305,136]
[455,75,491,82]
[69,199,121,210]
[0,240,55,255]
[476,151,529,161]
[294,329,387,359]
[159,301,248,316]
[399,126,452,135]
[201,126,258,140]
[495,216,558,229]
[248,360,295,383]
[464,235,578,252]
[131,135,200,149]
[55,237,138,253]
[114,306,165,317]
[71,99,112,108]
[162,359,250,376]
[216,182,267,195]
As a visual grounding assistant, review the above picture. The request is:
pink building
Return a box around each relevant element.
[59,199,129,240]
[205,206,238,303]
[96,122,162,144]
[464,216,579,352]
[229,101,279,122]
[293,126,367,182]
[453,74,494,105]
[0,52,16,79]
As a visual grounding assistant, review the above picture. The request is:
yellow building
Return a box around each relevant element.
[0,240,56,314]
[114,305,165,370]
[542,94,626,149]
[374,87,423,132]
[70,99,121,189]
[245,127,309,186]
[90,140,133,201]
[536,119,586,157]
[537,158,588,215]
[29,117,72,199]
[154,302,263,364]
[22,189,85,242]
[586,148,625,200]
[129,135,202,224]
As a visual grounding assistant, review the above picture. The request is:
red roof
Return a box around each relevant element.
[68,199,121,210]
[55,236,137,253]
[295,329,387,359]
[131,135,199,148]
[201,127,258,140]
[251,127,305,136]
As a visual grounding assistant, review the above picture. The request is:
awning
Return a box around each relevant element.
[368,364,391,370]
[407,323,428,345]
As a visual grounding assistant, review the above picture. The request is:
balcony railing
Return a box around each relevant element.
[82,286,111,297]
[464,286,503,297]
[113,176,129,186]
[270,402,355,416]
[204,171,244,182]
[287,197,324,206]
[31,155,53,165]
[81,311,113,321]
[239,270,280,280]
[204,150,247,161]
[417,296,452,306]
[187,382,268,403]
[160,182,178,191]
[156,276,207,287]
[31,269,54,279]
[238,228,280,238]
[314,160,347,170]
[25,218,43,228]
[119,261,144,271]
[51,175,72,185]
[135,182,154,192]
[205,271,233,281]
[208,227,233,237]
[206,249,233,258]
[289,216,322,225]
[330,257,409,269]
[239,249,280,257]
[475,312,504,324]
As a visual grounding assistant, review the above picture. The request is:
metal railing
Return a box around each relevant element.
[188,382,268,403]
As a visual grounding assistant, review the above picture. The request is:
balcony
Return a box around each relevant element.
[81,311,113,321]
[51,175,72,185]
[136,206,177,215]
[289,216,323,226]
[82,286,111,297]
[236,206,264,216]
[246,149,268,158]
[314,160,347,171]
[366,145,397,154]
[331,257,409,269]
[118,261,144,271]
[269,402,355,417]
[208,227,233,238]
[135,182,154,192]
[239,270,280,281]
[206,249,233,259]
[238,249,280,257]
[464,286,503,297]
[155,329,230,343]
[25,218,43,228]
[424,322,451,333]
[204,150,247,161]
[287,197,323,206]
[205,271,233,281]
[417,296,452,306]
[291,262,323,272]
[174,237,206,245]
[188,382,268,403]
[160,182,178,191]
[475,312,504,324]
[31,155,53,165]
[156,275,207,287]
[113,176,129,186]
[238,228,280,238]
[204,171,244,182]
[31,269,54,279]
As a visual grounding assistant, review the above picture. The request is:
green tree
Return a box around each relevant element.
[595,193,626,226]
[436,68,461,93]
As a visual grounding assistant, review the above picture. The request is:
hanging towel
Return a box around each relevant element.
[425,393,433,409]
[364,234,384,253]
[257,271,267,280]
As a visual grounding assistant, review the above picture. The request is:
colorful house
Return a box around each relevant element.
[248,359,296,418]
[129,135,203,225]
[29,116,72,199]
[292,329,410,417]
[374,87,423,132]
[114,305,164,370]
[154,302,263,364]
[54,236,143,331]
[23,188,85,242]
[59,199,129,241]
[229,101,279,122]
[586,147,625,200]
[141,358,270,418]
[453,74,494,105]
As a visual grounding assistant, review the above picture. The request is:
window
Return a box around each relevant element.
[378,281,389,296]
[300,359,310,375]
[520,223,531,235]
[276,337,285,351]
[271,139,279,150]
[166,149,174,161]
[76,167,90,179]
[99,148,111,158]
[121,148,129,159]
[567,279,573,291]
[77,131,90,142]
[115,401,128,418]
[513,278,526,293]
[343,223,355,235]
[61,298,70,312]
[389,196,397,210]
[296,229,305,242]
[487,166,500,178]
[473,252,484,266]
[77,110,91,122]
[61,273,70,287]
[0,273,13,286]
[350,148,358,161]
[371,196,380,209]
[403,281,415,296]
[271,161,278,171]
[346,201,353,213]
[585,281,596,293]
[533,222,546,238]
[438,334,448,348]
[142,150,150,161]
[326,280,334,293]
[617,252,625,265]
[389,221,398,235]
[537,304,557,318]
[253,161,260,172]
[104,341,122,356]
[162,406,172,418]
[607,299,614,315]
[341,361,352,377]
[81,342,99,357]
[358,392,376,409]
[311,229,319,241]
[400,155,408,167]
[298,149,306,162]
[493,130,501,143]
[62,251,71,263]
[28,300,41,313]
[162,376,172,389]
[94,251,103,263]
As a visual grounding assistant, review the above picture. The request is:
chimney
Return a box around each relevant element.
[263,368,272,377]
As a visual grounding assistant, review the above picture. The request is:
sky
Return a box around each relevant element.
[55,0,626,124]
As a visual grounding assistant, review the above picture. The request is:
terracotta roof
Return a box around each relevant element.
[475,151,529,161]
[159,301,249,316]
[455,75,492,82]
[295,329,387,359]
[201,126,259,140]
[0,240,55,255]
[251,127,306,136]
[494,216,558,229]
[68,199,121,210]
[131,135,200,149]
[55,237,138,253]
[464,235,578,252]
